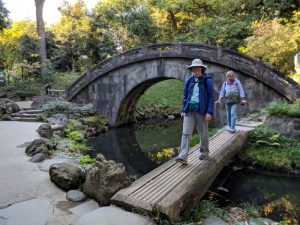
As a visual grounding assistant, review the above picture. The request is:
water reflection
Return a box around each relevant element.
[88,119,182,177]
[218,171,300,224]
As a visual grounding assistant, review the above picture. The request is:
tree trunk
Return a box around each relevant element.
[35,0,47,74]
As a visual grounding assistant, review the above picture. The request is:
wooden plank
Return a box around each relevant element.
[155,131,249,221]
[110,128,250,221]
[112,129,226,200]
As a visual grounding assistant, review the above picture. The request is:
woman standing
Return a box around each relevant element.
[176,59,214,165]
[216,71,247,133]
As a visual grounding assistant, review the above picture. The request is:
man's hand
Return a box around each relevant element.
[181,112,185,118]
[205,113,212,121]
[215,99,221,104]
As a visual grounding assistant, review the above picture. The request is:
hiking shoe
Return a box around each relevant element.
[175,157,188,165]
[199,152,209,160]
[228,128,236,133]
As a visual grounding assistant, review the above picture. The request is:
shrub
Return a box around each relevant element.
[36,113,48,122]
[191,200,229,222]
[80,155,96,165]
[68,130,84,142]
[239,125,300,170]
[266,100,300,117]
[68,143,88,153]
[43,100,76,116]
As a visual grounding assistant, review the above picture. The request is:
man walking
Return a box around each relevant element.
[176,59,214,165]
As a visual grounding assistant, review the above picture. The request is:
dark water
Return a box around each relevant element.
[211,169,300,224]
[88,119,182,177]
[88,119,300,223]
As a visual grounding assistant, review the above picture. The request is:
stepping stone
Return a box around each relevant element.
[38,158,74,172]
[67,190,88,202]
[29,153,45,163]
[72,205,155,225]
[0,198,53,225]
[69,200,99,217]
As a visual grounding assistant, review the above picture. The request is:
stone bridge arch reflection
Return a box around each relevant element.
[88,119,182,177]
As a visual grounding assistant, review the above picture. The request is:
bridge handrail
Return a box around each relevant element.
[65,42,298,100]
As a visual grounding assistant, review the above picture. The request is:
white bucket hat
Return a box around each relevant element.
[188,59,207,69]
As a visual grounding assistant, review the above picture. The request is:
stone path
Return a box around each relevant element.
[0,121,155,225]
[0,121,78,225]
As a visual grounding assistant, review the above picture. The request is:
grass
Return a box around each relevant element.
[137,79,183,110]
[266,99,300,117]
[239,125,300,171]
[190,200,229,222]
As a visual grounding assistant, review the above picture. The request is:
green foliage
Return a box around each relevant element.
[68,142,88,153]
[36,113,48,122]
[266,100,300,117]
[51,0,101,71]
[239,125,300,170]
[64,119,85,134]
[79,155,96,165]
[80,115,108,128]
[68,130,84,142]
[137,79,183,110]
[43,100,76,116]
[190,200,229,222]
[243,11,300,74]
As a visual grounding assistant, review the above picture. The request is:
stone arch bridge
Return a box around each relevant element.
[65,43,299,127]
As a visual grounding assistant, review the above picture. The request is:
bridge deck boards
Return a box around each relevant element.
[111,126,254,220]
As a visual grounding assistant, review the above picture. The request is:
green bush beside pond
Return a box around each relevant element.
[266,99,300,117]
[239,125,300,171]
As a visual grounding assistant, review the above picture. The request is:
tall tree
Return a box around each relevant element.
[34,0,47,74]
[0,0,9,30]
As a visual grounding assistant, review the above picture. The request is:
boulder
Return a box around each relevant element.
[49,163,85,191]
[25,138,56,156]
[0,98,20,114]
[66,190,88,202]
[48,113,68,130]
[72,103,97,117]
[31,95,57,109]
[37,123,53,138]
[29,153,45,163]
[83,154,130,205]
[265,115,300,140]
[5,100,20,113]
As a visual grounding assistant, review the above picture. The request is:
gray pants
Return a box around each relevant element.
[178,112,209,160]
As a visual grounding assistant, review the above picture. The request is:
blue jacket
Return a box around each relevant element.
[181,74,214,115]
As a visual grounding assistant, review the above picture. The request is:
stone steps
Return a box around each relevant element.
[11,113,39,117]
[10,108,43,122]
[17,109,43,114]
[11,117,39,122]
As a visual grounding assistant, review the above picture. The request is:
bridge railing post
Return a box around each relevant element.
[177,43,183,54]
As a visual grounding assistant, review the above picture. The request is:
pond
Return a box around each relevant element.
[211,169,300,224]
[88,118,300,223]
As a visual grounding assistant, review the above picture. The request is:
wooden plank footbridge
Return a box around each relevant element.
[111,121,262,221]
